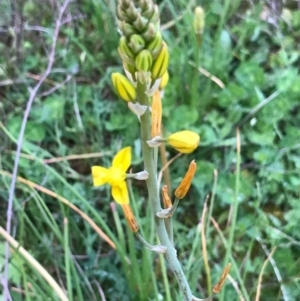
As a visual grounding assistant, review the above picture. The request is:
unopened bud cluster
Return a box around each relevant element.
[112,0,169,105]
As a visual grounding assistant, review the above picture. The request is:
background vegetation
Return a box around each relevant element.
[1,0,300,300]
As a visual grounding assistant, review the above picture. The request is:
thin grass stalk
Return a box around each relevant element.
[205,169,218,237]
[201,199,212,295]
[255,247,277,301]
[64,218,73,301]
[0,226,69,301]
[159,252,172,301]
[210,217,250,301]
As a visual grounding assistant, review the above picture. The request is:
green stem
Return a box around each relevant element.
[137,82,193,301]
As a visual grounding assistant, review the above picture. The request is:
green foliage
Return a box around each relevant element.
[1,0,300,300]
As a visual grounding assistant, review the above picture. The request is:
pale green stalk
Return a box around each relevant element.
[137,81,193,301]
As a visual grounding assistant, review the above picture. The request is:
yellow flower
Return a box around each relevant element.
[91,147,131,204]
[167,131,200,154]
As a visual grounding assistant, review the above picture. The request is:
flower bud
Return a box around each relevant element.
[149,5,160,25]
[159,71,169,90]
[141,2,155,19]
[132,14,149,31]
[151,42,169,80]
[126,1,139,20]
[116,4,130,22]
[121,204,139,233]
[167,130,200,154]
[162,185,172,209]
[135,49,153,72]
[146,31,163,59]
[118,36,135,64]
[174,160,197,199]
[141,22,156,42]
[151,89,162,138]
[118,21,136,37]
[129,34,146,54]
[111,73,136,102]
[119,36,134,58]
[193,6,205,34]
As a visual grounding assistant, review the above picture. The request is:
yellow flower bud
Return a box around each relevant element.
[135,49,153,71]
[162,185,172,209]
[167,131,200,154]
[174,160,197,199]
[159,71,169,90]
[121,204,139,233]
[193,6,205,34]
[151,42,169,80]
[111,73,136,102]
[151,89,162,137]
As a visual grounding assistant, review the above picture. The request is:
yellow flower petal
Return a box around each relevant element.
[112,147,131,172]
[111,181,129,204]
[91,166,108,186]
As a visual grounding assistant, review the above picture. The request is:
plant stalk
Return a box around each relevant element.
[137,81,193,301]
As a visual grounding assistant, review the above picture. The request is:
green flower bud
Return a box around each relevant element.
[137,0,150,11]
[146,31,163,59]
[125,1,139,20]
[118,21,136,37]
[149,5,160,25]
[132,14,149,31]
[135,50,153,71]
[151,42,169,80]
[111,73,137,102]
[118,47,135,65]
[116,4,130,22]
[129,34,146,54]
[193,6,205,34]
[141,22,157,42]
[119,36,135,59]
[120,0,131,8]
[141,2,155,19]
